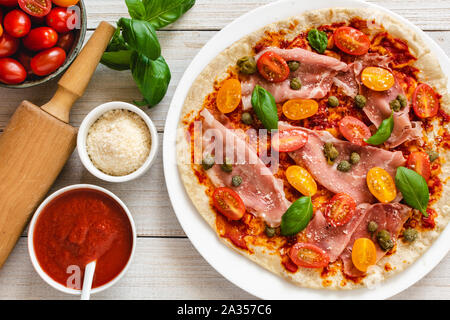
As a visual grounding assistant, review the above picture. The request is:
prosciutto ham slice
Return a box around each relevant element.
[281,123,406,204]
[241,47,348,110]
[200,109,291,227]
[339,203,411,277]
[305,208,367,263]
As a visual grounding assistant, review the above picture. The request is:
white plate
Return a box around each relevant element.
[163,0,450,299]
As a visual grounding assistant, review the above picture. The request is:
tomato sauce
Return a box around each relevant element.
[33,188,134,289]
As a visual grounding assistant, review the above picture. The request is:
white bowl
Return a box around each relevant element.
[77,101,159,183]
[28,184,137,296]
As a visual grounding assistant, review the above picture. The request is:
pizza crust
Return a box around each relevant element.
[176,7,450,290]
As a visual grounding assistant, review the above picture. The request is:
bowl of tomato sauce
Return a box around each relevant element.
[28,184,136,295]
[0,0,87,88]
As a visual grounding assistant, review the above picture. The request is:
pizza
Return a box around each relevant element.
[176,8,450,289]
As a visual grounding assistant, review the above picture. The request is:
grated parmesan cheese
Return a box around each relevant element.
[86,109,151,176]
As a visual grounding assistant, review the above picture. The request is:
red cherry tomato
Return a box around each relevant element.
[0,57,26,84]
[338,116,371,146]
[271,129,308,152]
[407,151,431,181]
[23,27,58,51]
[18,0,52,17]
[412,83,440,119]
[257,51,290,83]
[212,187,246,221]
[30,47,66,76]
[0,33,20,58]
[46,7,78,34]
[333,26,370,56]
[4,9,31,38]
[17,50,33,75]
[0,0,18,6]
[323,193,356,227]
[56,31,75,52]
[52,0,79,7]
[289,243,330,268]
[0,25,3,38]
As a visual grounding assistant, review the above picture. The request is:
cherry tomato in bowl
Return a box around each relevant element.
[23,26,58,51]
[289,243,330,268]
[257,51,290,83]
[18,0,52,18]
[333,26,370,56]
[212,187,246,221]
[56,31,75,52]
[52,0,79,7]
[0,33,20,58]
[324,193,356,227]
[31,47,66,76]
[412,83,440,118]
[3,9,31,38]
[0,57,27,84]
[46,7,79,34]
[0,0,18,6]
[338,116,371,146]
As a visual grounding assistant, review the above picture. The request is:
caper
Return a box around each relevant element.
[290,78,302,90]
[368,221,378,233]
[426,150,439,162]
[202,155,215,170]
[377,230,394,251]
[403,228,418,242]
[390,99,401,112]
[324,142,339,162]
[328,96,339,107]
[287,61,300,72]
[241,112,253,125]
[337,160,351,172]
[397,94,407,108]
[265,225,276,238]
[232,175,243,187]
[236,56,257,74]
[355,95,367,109]
[350,152,360,165]
[220,158,233,173]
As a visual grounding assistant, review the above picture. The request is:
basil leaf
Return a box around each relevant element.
[130,53,171,107]
[366,112,394,145]
[118,18,161,60]
[125,0,146,19]
[395,166,429,216]
[105,27,130,52]
[307,29,328,54]
[251,85,278,130]
[281,197,313,236]
[101,50,132,71]
[141,0,195,30]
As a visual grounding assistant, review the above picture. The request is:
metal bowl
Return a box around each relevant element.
[0,0,87,89]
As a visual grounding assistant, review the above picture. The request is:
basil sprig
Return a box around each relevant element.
[251,85,278,130]
[101,0,195,107]
[395,167,429,216]
[366,112,394,145]
[281,197,313,236]
[307,29,328,54]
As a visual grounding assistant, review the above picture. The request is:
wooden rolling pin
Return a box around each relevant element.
[0,21,115,268]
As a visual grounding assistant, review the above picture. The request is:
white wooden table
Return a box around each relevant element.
[0,0,449,300]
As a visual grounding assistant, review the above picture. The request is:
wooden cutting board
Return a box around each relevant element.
[0,21,115,268]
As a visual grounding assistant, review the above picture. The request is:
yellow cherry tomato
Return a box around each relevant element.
[361,67,395,91]
[286,165,317,196]
[52,0,80,7]
[282,99,319,120]
[351,238,377,272]
[216,79,242,114]
[367,167,397,203]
